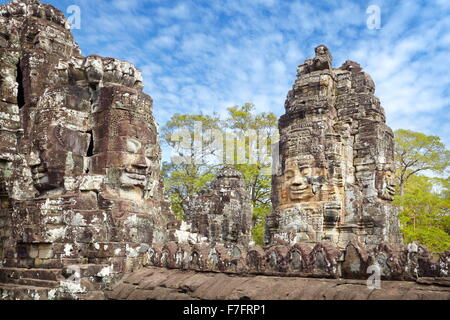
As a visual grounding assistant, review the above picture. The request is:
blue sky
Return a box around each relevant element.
[3,0,450,148]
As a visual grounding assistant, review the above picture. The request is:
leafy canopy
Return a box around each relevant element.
[161,104,278,246]
[394,129,450,194]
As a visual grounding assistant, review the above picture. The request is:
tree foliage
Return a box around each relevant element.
[162,104,278,245]
[393,129,450,251]
[394,129,450,195]
[394,175,450,252]
[224,103,278,245]
[161,113,222,219]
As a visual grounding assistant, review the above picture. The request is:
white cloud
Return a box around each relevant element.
[20,0,448,149]
[112,0,140,11]
[156,3,191,20]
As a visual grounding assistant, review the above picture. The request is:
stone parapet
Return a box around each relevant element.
[145,241,450,281]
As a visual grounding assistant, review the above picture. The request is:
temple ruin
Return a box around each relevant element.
[182,166,253,247]
[0,0,176,299]
[0,0,448,300]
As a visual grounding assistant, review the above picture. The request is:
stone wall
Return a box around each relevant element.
[144,241,449,281]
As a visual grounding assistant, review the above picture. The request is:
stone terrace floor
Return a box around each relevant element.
[106,267,450,300]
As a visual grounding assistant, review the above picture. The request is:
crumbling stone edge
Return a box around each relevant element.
[145,241,450,281]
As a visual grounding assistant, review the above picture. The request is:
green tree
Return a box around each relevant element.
[161,113,222,218]
[224,103,278,245]
[162,104,278,245]
[394,129,450,195]
[394,175,450,252]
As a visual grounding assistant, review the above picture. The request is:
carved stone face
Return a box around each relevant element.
[29,124,62,191]
[91,87,159,199]
[315,45,329,56]
[28,87,91,193]
[93,112,159,197]
[376,169,397,201]
[115,119,158,189]
[282,158,327,204]
[283,160,314,202]
[29,122,90,192]
[277,157,331,206]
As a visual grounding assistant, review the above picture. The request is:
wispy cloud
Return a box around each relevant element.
[1,0,449,148]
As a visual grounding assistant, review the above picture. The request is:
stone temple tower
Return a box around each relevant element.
[266,45,402,248]
[0,0,177,294]
[184,166,253,247]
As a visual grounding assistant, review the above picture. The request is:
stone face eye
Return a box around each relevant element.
[285,170,295,180]
[126,139,141,154]
[145,146,155,159]
[300,167,312,176]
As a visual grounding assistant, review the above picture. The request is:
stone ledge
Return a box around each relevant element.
[106,267,450,300]
[146,241,449,281]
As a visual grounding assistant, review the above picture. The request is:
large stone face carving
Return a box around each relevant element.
[92,86,159,197]
[266,45,402,248]
[28,86,91,194]
[0,0,175,290]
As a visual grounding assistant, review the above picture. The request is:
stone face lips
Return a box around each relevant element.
[267,45,402,248]
[0,0,176,298]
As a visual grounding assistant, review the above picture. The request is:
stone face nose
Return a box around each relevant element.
[291,173,306,187]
